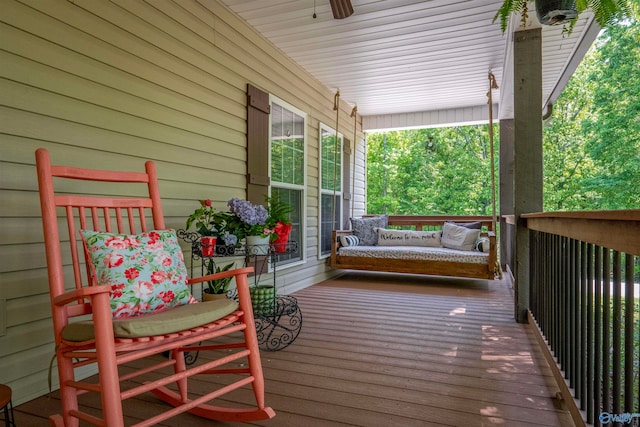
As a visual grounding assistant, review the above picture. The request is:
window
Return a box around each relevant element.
[319,123,343,257]
[270,97,306,264]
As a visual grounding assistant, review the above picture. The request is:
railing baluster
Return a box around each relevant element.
[553,236,567,368]
[603,248,611,419]
[624,254,634,414]
[570,239,580,391]
[580,240,587,408]
[555,234,562,363]
[587,243,594,423]
[594,245,602,427]
[612,250,621,425]
[551,232,556,349]
[562,236,569,374]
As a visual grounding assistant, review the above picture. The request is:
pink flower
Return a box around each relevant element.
[105,236,128,249]
[124,237,140,248]
[150,270,167,284]
[136,301,151,314]
[148,231,160,242]
[132,281,154,299]
[161,255,172,267]
[124,268,139,280]
[203,199,213,207]
[146,240,164,251]
[104,252,124,268]
[112,303,136,319]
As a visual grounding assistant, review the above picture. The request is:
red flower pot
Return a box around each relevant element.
[272,221,293,253]
[200,236,217,257]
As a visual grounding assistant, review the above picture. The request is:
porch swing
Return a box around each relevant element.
[329,74,501,280]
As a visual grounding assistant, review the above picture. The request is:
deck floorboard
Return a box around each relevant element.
[13,272,573,426]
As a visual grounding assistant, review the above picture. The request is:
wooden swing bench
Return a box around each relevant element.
[330,215,498,280]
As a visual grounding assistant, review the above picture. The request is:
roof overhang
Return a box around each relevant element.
[219,1,601,131]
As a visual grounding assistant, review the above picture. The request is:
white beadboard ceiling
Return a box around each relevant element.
[219,0,599,129]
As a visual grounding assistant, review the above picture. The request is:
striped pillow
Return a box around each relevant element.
[339,235,360,247]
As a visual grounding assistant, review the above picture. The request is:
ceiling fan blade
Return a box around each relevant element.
[330,0,354,19]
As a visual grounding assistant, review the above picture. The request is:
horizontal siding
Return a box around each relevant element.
[0,0,363,405]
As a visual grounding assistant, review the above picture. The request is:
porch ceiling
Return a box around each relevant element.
[219,0,600,129]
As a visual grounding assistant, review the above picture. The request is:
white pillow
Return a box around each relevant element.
[377,228,442,247]
[441,222,481,251]
[476,237,491,253]
[339,235,360,247]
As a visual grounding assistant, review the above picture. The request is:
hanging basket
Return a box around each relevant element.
[536,0,577,25]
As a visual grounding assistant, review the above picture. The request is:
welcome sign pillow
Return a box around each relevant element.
[377,228,442,247]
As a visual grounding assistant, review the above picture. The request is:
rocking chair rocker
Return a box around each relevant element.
[36,148,275,426]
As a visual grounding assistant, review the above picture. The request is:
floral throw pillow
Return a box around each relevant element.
[80,229,196,319]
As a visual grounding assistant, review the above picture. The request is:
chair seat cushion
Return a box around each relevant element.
[62,299,239,342]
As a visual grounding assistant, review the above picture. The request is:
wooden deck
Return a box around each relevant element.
[13,272,573,426]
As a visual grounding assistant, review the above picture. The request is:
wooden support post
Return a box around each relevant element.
[499,118,514,274]
[514,28,543,323]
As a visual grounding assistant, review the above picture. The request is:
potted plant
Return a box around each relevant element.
[494,0,635,34]
[202,261,235,301]
[227,198,273,255]
[265,195,293,253]
[185,199,219,256]
[209,211,241,255]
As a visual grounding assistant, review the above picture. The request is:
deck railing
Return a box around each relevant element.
[520,211,640,426]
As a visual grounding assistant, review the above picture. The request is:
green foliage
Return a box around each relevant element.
[544,16,640,210]
[265,194,293,226]
[186,199,219,236]
[204,261,235,294]
[366,125,499,215]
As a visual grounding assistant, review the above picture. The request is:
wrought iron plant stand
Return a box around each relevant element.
[178,230,303,354]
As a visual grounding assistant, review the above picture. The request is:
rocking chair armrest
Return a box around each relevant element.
[187,266,255,286]
[52,285,112,306]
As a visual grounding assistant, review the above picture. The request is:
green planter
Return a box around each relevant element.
[250,285,275,316]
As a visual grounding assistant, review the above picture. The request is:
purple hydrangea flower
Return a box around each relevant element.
[228,198,268,226]
[222,232,238,246]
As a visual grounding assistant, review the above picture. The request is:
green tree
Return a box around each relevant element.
[544,16,640,210]
[367,125,499,215]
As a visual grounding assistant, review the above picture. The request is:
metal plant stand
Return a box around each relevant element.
[178,230,303,352]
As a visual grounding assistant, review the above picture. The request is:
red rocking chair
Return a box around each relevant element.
[36,148,275,426]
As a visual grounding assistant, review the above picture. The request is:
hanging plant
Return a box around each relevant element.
[494,0,636,34]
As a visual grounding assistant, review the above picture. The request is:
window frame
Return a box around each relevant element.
[318,122,344,259]
[269,95,307,269]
